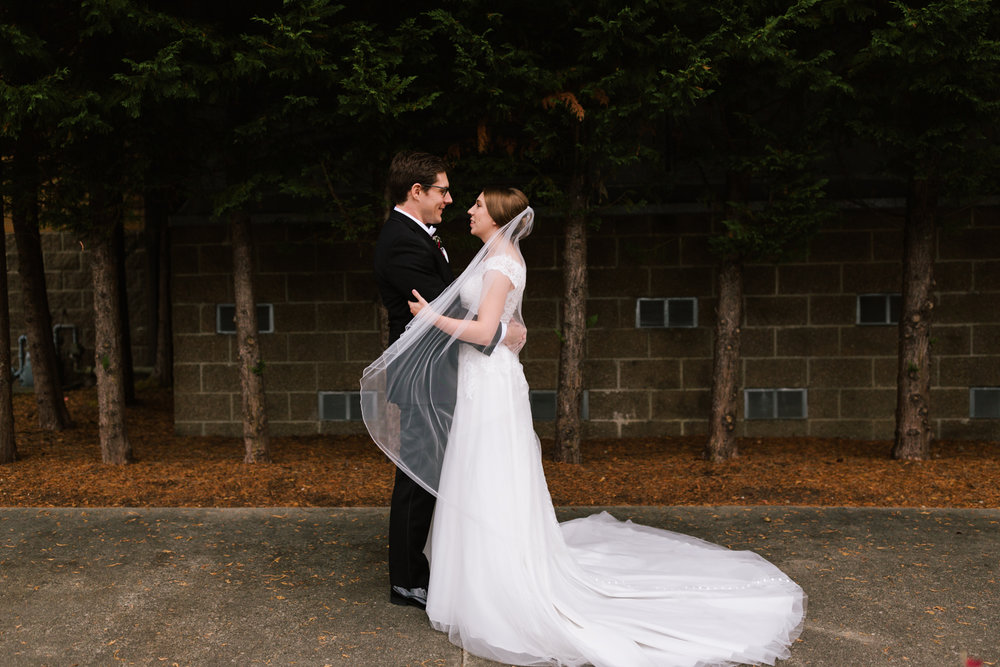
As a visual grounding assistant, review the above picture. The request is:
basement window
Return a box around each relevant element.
[636,298,698,328]
[857,294,901,326]
[529,390,589,421]
[216,303,274,334]
[319,391,363,421]
[970,388,1000,419]
[745,388,808,420]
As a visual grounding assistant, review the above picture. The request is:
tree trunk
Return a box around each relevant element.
[705,255,744,461]
[554,181,588,464]
[0,163,17,464]
[892,177,937,461]
[112,219,136,404]
[149,201,173,387]
[231,210,271,463]
[90,226,133,465]
[11,135,72,430]
[704,170,750,462]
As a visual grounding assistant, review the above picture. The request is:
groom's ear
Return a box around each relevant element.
[407,182,423,202]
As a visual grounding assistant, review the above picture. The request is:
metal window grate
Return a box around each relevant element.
[857,294,901,325]
[216,303,274,334]
[745,388,808,420]
[319,391,363,421]
[528,390,589,421]
[970,387,1000,419]
[635,298,698,328]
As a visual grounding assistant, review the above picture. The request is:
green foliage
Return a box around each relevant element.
[844,0,1000,196]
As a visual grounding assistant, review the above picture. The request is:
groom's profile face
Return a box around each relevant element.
[414,172,452,225]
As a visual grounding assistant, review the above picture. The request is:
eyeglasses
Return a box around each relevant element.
[420,184,450,196]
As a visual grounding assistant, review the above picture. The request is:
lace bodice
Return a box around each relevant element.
[459,253,525,324]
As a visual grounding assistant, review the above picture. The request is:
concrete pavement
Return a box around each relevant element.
[1,506,997,666]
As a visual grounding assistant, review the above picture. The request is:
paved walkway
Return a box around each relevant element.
[1,506,997,666]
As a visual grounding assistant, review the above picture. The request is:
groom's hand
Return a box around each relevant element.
[503,320,527,354]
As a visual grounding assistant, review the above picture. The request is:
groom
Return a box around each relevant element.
[373,151,524,610]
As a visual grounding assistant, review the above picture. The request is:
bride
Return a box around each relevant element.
[362,188,805,667]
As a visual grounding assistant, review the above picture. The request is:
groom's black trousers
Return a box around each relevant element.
[388,467,435,589]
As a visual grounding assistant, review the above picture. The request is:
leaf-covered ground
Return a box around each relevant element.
[2,387,997,508]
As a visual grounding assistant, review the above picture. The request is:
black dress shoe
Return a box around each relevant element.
[390,585,428,610]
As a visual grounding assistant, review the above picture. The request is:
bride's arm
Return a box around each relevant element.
[409,273,513,346]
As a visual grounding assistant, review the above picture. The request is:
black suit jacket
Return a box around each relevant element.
[374,209,452,344]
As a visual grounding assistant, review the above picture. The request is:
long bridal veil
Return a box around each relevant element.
[360,207,535,495]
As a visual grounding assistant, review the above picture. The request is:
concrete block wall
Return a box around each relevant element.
[4,223,152,382]
[165,204,1000,440]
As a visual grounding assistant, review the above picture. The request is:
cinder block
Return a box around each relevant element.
[589,267,647,297]
[872,229,905,261]
[173,274,231,304]
[973,260,1000,288]
[172,364,202,393]
[679,419,709,436]
[259,332,289,361]
[520,236,556,269]
[972,325,1000,355]
[258,242,317,274]
[620,236,679,267]
[621,420,683,437]
[807,419,874,439]
[587,237,617,267]
[841,262,902,293]
[198,244,232,274]
[317,302,377,331]
[346,331,382,362]
[619,359,681,389]
[744,357,807,386]
[840,326,897,356]
[809,357,872,387]
[521,360,557,388]
[939,227,1000,260]
[808,230,872,263]
[585,298,624,330]
[679,235,713,266]
[648,266,714,296]
[649,327,713,359]
[938,419,1000,440]
[174,392,231,422]
[680,358,712,389]
[930,325,970,356]
[741,328,776,357]
[266,392,290,421]
[777,327,839,357]
[778,264,841,295]
[173,334,232,364]
[583,360,617,389]
[587,390,649,421]
[520,328,561,360]
[267,362,318,392]
[344,272,380,302]
[202,363,238,392]
[743,265,776,296]
[289,392,320,421]
[288,273,345,303]
[742,420,808,438]
[316,361,370,389]
[840,389,895,419]
[521,299,560,330]
[651,389,710,419]
[937,292,1000,324]
[873,358,898,387]
[745,296,808,326]
[286,332,344,363]
[582,421,622,438]
[274,303,317,333]
[586,329,648,359]
[804,388,839,419]
[938,356,1000,386]
[935,261,973,292]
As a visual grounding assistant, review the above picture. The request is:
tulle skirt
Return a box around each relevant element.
[426,346,805,666]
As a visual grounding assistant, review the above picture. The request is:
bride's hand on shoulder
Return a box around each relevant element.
[409,289,428,316]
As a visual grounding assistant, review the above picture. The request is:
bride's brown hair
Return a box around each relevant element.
[483,187,529,228]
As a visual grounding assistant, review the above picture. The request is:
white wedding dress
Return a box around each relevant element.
[425,254,806,667]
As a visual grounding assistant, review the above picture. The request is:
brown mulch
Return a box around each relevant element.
[1,387,998,508]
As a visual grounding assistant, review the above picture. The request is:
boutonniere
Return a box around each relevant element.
[432,235,443,249]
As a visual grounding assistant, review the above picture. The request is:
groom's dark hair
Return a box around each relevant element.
[387,151,448,205]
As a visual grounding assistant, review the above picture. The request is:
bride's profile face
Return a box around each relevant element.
[467,192,499,242]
